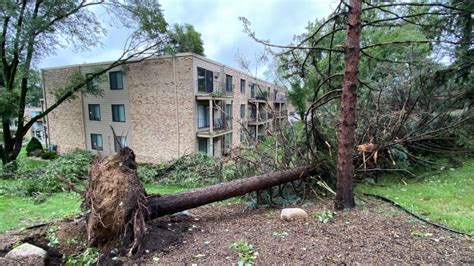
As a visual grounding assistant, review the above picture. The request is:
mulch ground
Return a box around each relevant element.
[1,197,473,265]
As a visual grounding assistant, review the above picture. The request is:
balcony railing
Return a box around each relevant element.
[274,94,287,102]
[197,80,233,97]
[213,117,232,131]
[249,111,268,123]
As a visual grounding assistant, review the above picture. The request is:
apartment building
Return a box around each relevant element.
[42,53,288,164]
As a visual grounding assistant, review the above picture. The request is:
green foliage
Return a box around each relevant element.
[209,91,224,97]
[169,23,205,55]
[66,247,100,266]
[137,163,158,183]
[288,82,308,119]
[40,151,58,160]
[46,225,59,247]
[229,240,259,265]
[2,149,94,197]
[26,137,43,156]
[156,153,237,187]
[312,209,334,223]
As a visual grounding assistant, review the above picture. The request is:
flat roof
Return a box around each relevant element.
[41,53,286,90]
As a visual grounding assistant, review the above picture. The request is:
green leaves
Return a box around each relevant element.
[229,240,259,265]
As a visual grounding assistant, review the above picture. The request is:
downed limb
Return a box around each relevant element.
[146,165,316,219]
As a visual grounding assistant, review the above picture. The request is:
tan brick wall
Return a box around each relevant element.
[42,53,287,163]
[127,56,195,163]
[43,67,86,153]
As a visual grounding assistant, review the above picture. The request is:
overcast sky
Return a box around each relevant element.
[39,0,337,77]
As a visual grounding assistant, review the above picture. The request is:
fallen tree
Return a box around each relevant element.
[146,164,315,219]
[85,147,315,255]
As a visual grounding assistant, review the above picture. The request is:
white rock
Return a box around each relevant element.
[280,208,308,221]
[5,243,47,266]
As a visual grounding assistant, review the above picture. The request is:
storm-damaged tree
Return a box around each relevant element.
[0,0,205,168]
[333,0,361,209]
[240,0,473,210]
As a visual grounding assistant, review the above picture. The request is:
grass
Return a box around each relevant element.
[0,192,81,233]
[357,159,474,234]
[0,180,191,233]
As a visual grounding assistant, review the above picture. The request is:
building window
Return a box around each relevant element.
[112,104,126,122]
[240,79,246,94]
[224,133,232,152]
[197,104,210,128]
[226,74,233,92]
[91,133,103,150]
[114,136,127,152]
[86,73,98,91]
[250,84,256,98]
[88,104,101,121]
[197,67,213,92]
[240,104,245,119]
[225,104,232,119]
[109,71,123,90]
[198,138,208,154]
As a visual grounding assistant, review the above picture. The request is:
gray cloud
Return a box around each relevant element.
[39,0,336,76]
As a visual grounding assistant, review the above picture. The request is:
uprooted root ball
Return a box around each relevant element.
[84,147,148,256]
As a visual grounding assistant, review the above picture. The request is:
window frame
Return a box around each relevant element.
[240,104,245,119]
[197,67,214,92]
[88,104,101,121]
[111,104,126,122]
[109,71,124,90]
[240,79,246,94]
[91,133,103,150]
[225,74,233,92]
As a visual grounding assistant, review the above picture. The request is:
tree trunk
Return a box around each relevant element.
[1,117,25,167]
[334,0,361,210]
[146,165,315,219]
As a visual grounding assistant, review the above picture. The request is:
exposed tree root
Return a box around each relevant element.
[84,147,148,256]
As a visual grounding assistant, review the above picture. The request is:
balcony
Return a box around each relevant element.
[248,111,269,125]
[274,94,287,103]
[197,116,232,137]
[196,80,234,99]
[249,89,268,102]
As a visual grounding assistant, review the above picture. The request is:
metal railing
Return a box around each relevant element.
[213,117,232,131]
[197,80,233,97]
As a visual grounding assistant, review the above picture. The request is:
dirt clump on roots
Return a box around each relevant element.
[84,147,148,256]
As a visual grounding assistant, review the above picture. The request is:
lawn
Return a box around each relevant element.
[357,159,474,234]
[0,181,191,233]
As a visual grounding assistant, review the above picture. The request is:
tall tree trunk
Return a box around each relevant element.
[334,0,361,210]
[146,165,315,219]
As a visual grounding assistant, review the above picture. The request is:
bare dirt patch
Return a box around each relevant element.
[0,197,472,264]
[147,198,473,264]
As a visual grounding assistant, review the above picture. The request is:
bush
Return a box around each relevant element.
[26,137,43,156]
[40,151,58,160]
[157,153,224,186]
[2,149,95,197]
[137,163,159,183]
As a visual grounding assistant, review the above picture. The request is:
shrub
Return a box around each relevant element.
[137,163,159,183]
[26,137,43,156]
[157,153,224,186]
[3,149,95,197]
[40,151,58,160]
